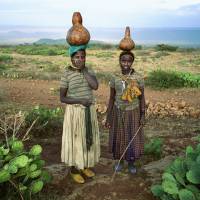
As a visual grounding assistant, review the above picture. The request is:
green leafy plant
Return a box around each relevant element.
[151,139,200,200]
[0,140,52,199]
[144,138,163,158]
[0,112,52,200]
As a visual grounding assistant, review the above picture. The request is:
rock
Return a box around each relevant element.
[146,100,198,118]
[139,182,145,187]
[178,101,186,109]
[112,192,117,197]
[44,163,69,185]
[142,155,175,183]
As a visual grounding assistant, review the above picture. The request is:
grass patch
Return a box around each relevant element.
[94,51,115,58]
[0,64,7,71]
[0,54,13,62]
[178,57,200,67]
[135,50,151,57]
[0,70,61,80]
[0,45,68,56]
[146,69,200,89]
[177,48,200,53]
[0,54,13,72]
[153,51,170,58]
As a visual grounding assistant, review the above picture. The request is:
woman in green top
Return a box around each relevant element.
[105,51,145,174]
[60,46,100,184]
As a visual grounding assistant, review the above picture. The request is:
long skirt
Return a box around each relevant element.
[61,104,100,170]
[109,105,144,162]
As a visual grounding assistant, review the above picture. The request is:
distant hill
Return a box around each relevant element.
[34,38,114,45]
[34,38,66,45]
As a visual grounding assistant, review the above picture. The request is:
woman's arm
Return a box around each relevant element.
[60,88,92,107]
[105,87,116,128]
[82,68,99,90]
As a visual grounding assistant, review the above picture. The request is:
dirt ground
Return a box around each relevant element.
[1,77,200,200]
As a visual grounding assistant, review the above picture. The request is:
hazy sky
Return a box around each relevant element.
[0,0,200,27]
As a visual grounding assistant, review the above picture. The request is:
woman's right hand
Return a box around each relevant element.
[105,119,111,129]
[79,99,93,107]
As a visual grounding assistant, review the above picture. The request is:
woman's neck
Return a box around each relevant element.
[69,65,82,72]
[121,68,134,75]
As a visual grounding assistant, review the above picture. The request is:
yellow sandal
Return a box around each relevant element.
[70,172,85,184]
[81,168,95,178]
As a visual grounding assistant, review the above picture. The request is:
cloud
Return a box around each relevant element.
[176,3,200,15]
[0,0,200,27]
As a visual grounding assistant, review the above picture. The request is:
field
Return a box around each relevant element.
[0,43,200,200]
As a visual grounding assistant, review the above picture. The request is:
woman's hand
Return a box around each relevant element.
[82,68,98,90]
[79,99,93,107]
[105,118,111,129]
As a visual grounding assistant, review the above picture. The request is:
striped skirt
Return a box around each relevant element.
[61,104,100,170]
[109,105,144,162]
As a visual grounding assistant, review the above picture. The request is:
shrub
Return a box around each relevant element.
[146,70,200,89]
[144,138,163,158]
[0,54,13,63]
[25,106,63,136]
[155,44,178,52]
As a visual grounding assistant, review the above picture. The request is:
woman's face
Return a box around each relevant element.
[71,50,86,69]
[120,54,133,71]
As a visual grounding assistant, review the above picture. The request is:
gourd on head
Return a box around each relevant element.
[66,12,90,45]
[119,26,135,51]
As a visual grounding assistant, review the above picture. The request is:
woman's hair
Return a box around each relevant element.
[71,49,86,58]
[119,51,135,62]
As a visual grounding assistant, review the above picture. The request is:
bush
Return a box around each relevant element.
[151,137,200,200]
[146,70,200,89]
[155,44,178,52]
[0,54,12,73]
[25,106,63,136]
[144,138,163,158]
[0,54,13,63]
